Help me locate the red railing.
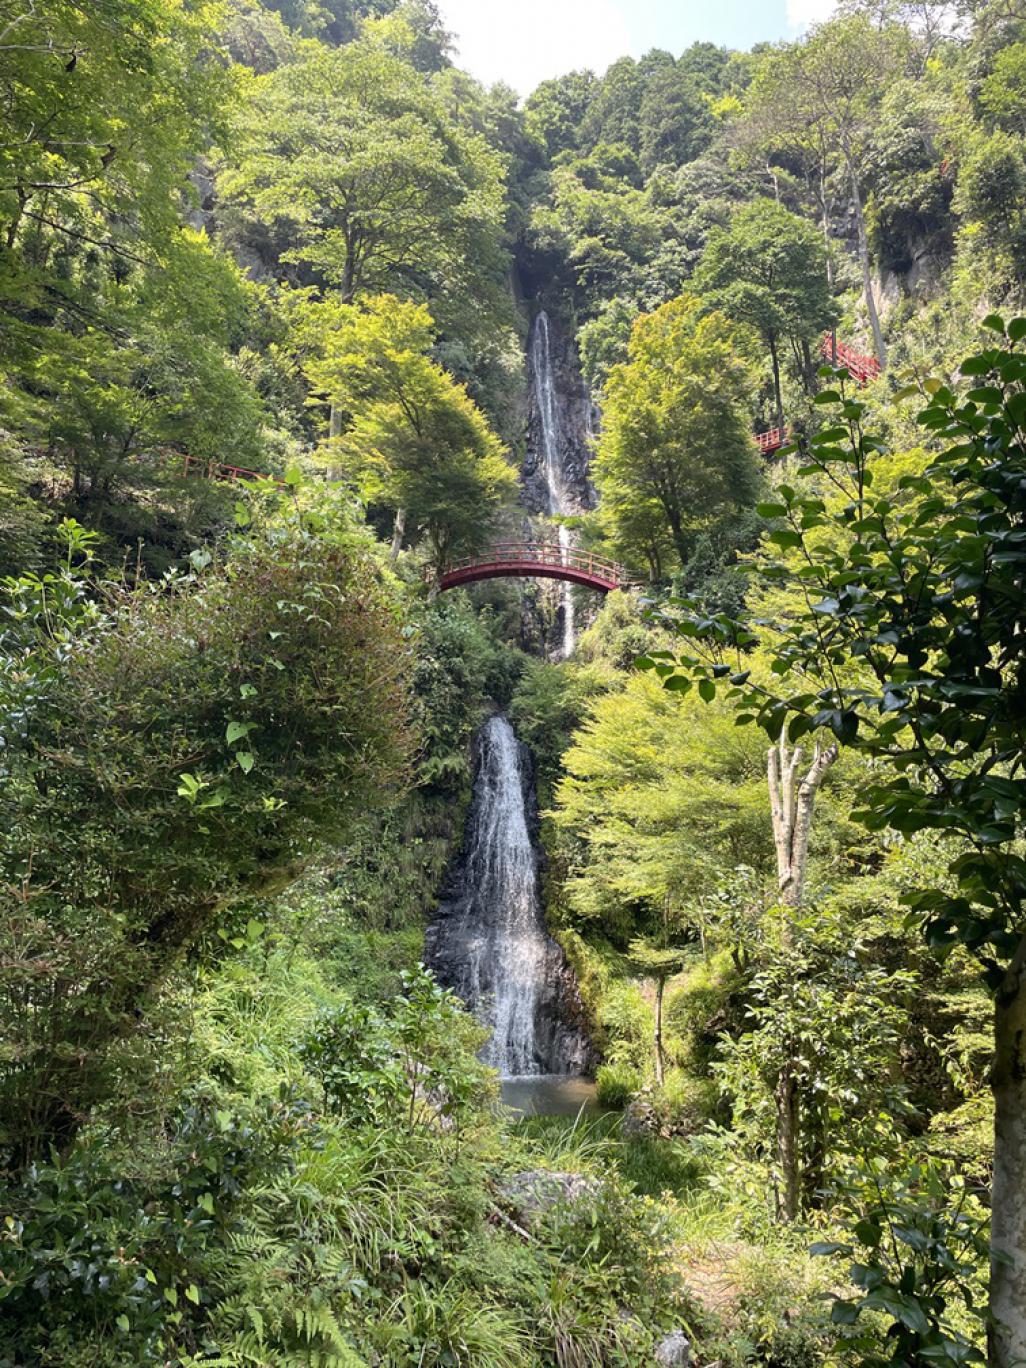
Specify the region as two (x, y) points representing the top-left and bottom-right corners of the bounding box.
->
(755, 426), (790, 455)
(752, 337), (882, 459)
(437, 541), (632, 592)
(179, 452), (287, 487)
(819, 335), (881, 387)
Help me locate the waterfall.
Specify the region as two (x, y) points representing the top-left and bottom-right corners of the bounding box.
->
(425, 715), (591, 1077)
(530, 311), (563, 518)
(557, 524), (575, 658)
(530, 311), (576, 658)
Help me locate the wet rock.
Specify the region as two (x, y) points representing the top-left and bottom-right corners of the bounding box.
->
(655, 1330), (691, 1366)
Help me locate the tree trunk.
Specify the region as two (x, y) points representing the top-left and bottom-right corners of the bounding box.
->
(328, 399), (343, 444)
(5, 186), (27, 251)
(769, 333), (785, 433)
(767, 736), (838, 908)
(389, 506), (407, 562)
(775, 1059), (800, 1222)
(991, 950), (1026, 1366)
(767, 736), (837, 1223)
(663, 500), (689, 569)
(654, 976), (665, 1086)
(801, 339), (815, 397)
(847, 163), (887, 370)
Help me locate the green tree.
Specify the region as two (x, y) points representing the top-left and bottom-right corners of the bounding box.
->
(523, 70), (598, 159)
(578, 56), (646, 153)
(0, 0), (231, 256)
(954, 129), (1026, 291)
(578, 295), (640, 393)
(303, 294), (516, 568)
(594, 296), (761, 577)
(222, 38), (504, 306)
(553, 673), (772, 943)
(741, 15), (909, 367)
(979, 41), (1026, 135)
(528, 158), (667, 304)
(644, 320), (1026, 1364)
(717, 910), (911, 1221)
(627, 939), (690, 1084)
(638, 62), (715, 175)
(695, 199), (835, 429)
(0, 0), (270, 571)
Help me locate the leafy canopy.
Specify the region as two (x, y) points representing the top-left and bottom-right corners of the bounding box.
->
(302, 293), (517, 566)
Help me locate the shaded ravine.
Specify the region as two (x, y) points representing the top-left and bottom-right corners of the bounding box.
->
(425, 714), (592, 1077)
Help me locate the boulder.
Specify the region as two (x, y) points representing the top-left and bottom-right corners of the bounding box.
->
(655, 1330), (691, 1366)
(498, 1169), (601, 1222)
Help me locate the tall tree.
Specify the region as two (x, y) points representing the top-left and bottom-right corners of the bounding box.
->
(695, 199), (835, 428)
(594, 297), (760, 575)
(766, 734), (838, 1221)
(741, 15), (909, 368)
(303, 294), (516, 569)
(644, 321), (1026, 1364)
(0, 0), (266, 569)
(523, 70), (598, 160)
(638, 62), (715, 175)
(221, 38), (504, 307)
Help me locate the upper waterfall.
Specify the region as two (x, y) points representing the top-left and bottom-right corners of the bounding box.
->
(523, 310), (596, 518)
(526, 310), (596, 658)
(530, 310), (565, 518)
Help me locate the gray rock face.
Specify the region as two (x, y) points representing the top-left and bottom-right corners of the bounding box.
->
(655, 1331), (691, 1367)
(498, 1169), (601, 1221)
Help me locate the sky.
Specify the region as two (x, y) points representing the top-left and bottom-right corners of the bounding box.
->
(436, 0), (839, 95)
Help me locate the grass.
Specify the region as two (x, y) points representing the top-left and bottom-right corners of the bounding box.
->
(515, 1112), (703, 1198)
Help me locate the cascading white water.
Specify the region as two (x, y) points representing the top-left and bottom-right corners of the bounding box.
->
(425, 714), (591, 1077)
(530, 311), (576, 658)
(557, 524), (575, 658)
(530, 311), (563, 516)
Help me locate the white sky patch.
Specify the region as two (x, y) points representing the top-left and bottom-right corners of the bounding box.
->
(786, 0), (837, 28)
(438, 0), (634, 94)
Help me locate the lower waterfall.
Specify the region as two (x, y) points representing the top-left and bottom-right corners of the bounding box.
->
(425, 714), (591, 1077)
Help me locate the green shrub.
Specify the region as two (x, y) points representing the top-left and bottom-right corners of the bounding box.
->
(598, 981), (653, 1070)
(596, 1062), (641, 1109)
(0, 493), (415, 1165)
(640, 1072), (718, 1133)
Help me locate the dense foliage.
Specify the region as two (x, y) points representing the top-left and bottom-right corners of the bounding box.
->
(6, 0), (1026, 1363)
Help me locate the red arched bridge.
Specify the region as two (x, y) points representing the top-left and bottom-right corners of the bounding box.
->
(435, 542), (633, 593)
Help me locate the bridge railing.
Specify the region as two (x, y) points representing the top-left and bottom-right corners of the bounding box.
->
(754, 426), (790, 455)
(819, 336), (881, 387)
(180, 452), (286, 486)
(440, 542), (632, 586)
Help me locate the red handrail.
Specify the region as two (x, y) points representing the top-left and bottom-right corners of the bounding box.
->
(436, 542), (632, 589)
(444, 541), (626, 574)
(180, 453), (287, 487)
(755, 426), (789, 455)
(819, 335), (881, 386)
